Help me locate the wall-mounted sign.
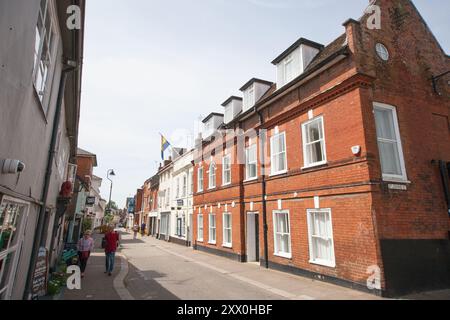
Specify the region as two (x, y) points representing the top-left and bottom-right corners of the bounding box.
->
(85, 197), (96, 207)
(177, 199), (184, 207)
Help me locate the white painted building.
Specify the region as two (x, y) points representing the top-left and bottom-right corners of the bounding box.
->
(89, 175), (105, 228)
(170, 149), (194, 246)
(157, 160), (174, 241)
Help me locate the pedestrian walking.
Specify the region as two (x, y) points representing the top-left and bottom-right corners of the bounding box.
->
(133, 224), (139, 239)
(141, 222), (146, 236)
(77, 230), (95, 278)
(104, 225), (120, 276)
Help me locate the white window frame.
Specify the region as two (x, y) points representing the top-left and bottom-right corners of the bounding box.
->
(307, 208), (336, 268)
(301, 116), (327, 169)
(245, 144), (257, 181)
(33, 0), (58, 113)
(176, 178), (180, 199)
(182, 175), (187, 198)
(197, 214), (204, 242)
(224, 104), (233, 124)
(208, 214), (216, 244)
(189, 171), (194, 195)
(273, 210), (292, 259)
(373, 102), (408, 182)
(222, 155), (232, 186)
(197, 167), (204, 192)
(222, 213), (232, 248)
(270, 132), (288, 176)
(283, 54), (295, 84)
(165, 188), (170, 207)
(208, 162), (216, 189)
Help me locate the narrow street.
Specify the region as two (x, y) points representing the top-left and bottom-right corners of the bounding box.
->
(64, 230), (381, 300)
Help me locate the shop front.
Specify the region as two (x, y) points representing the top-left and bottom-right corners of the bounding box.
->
(0, 195), (30, 300)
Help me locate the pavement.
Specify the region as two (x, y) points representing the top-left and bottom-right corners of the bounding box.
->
(63, 232), (122, 300)
(61, 229), (450, 300)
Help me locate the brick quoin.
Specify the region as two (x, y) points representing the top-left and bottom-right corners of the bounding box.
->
(193, 0), (450, 297)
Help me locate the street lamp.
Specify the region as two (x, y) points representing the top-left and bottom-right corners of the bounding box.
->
(107, 169), (116, 214)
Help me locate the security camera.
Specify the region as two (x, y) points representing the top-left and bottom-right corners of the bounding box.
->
(2, 159), (26, 174)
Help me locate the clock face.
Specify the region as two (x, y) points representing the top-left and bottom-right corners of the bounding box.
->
(376, 43), (389, 61)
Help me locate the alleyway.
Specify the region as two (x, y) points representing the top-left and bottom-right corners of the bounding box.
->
(64, 230), (383, 300)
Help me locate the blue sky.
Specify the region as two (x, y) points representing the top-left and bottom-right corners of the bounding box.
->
(78, 0), (450, 207)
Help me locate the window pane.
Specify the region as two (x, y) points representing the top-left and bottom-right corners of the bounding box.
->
(374, 109), (396, 140)
(379, 141), (402, 175)
(306, 121), (321, 143)
(277, 153), (286, 172)
(281, 234), (290, 253)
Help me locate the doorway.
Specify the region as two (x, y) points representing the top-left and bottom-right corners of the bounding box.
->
(246, 212), (259, 262)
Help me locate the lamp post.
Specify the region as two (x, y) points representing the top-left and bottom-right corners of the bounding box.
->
(107, 169), (116, 219)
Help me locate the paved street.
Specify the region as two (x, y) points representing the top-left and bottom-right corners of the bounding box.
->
(64, 230), (384, 300)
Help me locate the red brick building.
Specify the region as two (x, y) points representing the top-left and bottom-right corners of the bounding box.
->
(134, 188), (144, 226)
(193, 0), (450, 297)
(141, 175), (160, 236)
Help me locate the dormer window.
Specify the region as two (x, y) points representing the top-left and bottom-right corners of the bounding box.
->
(272, 38), (323, 89)
(202, 113), (224, 138)
(222, 96), (243, 124)
(284, 54), (295, 84)
(244, 85), (255, 110)
(240, 78), (273, 113)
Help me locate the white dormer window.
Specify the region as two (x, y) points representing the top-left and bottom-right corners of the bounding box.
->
(204, 121), (212, 132)
(274, 40), (321, 89)
(243, 85), (255, 112)
(284, 54), (295, 84)
(224, 104), (233, 124)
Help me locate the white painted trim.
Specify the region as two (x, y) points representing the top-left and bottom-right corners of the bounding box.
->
(245, 144), (258, 181)
(222, 212), (232, 248)
(222, 154), (232, 186)
(306, 208), (336, 268)
(270, 132), (288, 176)
(373, 102), (408, 182)
(197, 167), (204, 192)
(301, 116), (327, 169)
(272, 210), (292, 259)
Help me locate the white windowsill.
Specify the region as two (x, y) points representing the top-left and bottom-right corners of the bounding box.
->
(222, 182), (231, 187)
(274, 252), (292, 259)
(382, 176), (411, 184)
(301, 161), (328, 170)
(243, 177), (257, 183)
(269, 170), (288, 177)
(309, 259), (336, 268)
(222, 243), (232, 249)
(208, 241), (217, 245)
(197, 239), (204, 243)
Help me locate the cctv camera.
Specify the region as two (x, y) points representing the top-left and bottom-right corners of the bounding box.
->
(2, 159), (26, 174)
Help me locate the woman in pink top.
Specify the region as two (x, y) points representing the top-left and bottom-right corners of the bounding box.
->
(77, 230), (95, 277)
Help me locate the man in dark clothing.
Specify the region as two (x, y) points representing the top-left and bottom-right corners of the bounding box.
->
(104, 227), (120, 276)
(141, 222), (146, 236)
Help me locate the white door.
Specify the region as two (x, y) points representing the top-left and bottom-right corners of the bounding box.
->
(246, 213), (259, 262)
(0, 196), (30, 300)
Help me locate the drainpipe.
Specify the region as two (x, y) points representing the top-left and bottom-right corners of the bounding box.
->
(257, 109), (269, 269)
(23, 62), (78, 300)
